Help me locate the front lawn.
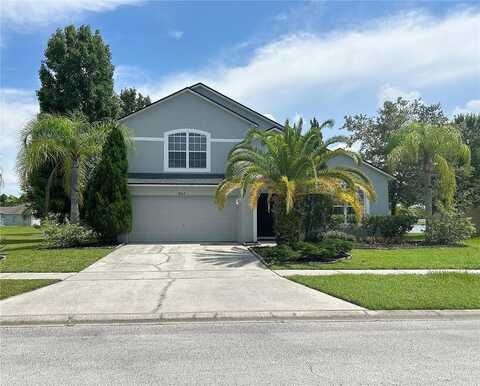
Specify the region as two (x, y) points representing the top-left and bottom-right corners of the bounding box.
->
(0, 279), (60, 300)
(290, 273), (480, 310)
(0, 226), (113, 272)
(269, 237), (480, 270)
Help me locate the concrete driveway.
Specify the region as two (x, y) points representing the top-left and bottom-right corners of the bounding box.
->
(0, 244), (362, 320)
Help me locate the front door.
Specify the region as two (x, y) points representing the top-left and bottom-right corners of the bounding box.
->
(257, 193), (274, 238)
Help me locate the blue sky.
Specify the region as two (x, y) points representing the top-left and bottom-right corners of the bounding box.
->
(1, 1), (479, 195)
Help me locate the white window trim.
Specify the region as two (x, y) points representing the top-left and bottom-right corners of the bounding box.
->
(134, 137), (164, 142)
(134, 136), (241, 143)
(164, 129), (211, 172)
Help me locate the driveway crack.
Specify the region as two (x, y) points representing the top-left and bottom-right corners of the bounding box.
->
(152, 279), (175, 313)
(153, 253), (172, 271)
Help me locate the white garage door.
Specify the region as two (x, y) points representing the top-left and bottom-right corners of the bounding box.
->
(129, 194), (238, 242)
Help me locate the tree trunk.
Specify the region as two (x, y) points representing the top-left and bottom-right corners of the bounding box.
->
(44, 163), (58, 218)
(70, 156), (80, 224)
(424, 160), (433, 233)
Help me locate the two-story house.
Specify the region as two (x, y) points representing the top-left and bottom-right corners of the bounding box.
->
(120, 83), (393, 243)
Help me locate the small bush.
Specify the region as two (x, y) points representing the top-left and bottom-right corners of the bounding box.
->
(253, 244), (300, 263)
(426, 207), (476, 245)
(256, 239), (353, 264)
(325, 230), (356, 242)
(294, 239), (353, 260)
(42, 220), (97, 248)
(361, 214), (417, 241)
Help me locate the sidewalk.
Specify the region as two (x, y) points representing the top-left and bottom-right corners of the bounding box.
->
(0, 273), (74, 280)
(274, 269), (480, 277)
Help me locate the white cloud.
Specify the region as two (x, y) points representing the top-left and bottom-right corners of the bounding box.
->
(114, 64), (151, 92)
(263, 113), (276, 122)
(0, 89), (38, 150)
(453, 99), (480, 116)
(0, 0), (142, 29)
(137, 11), (480, 115)
(377, 84), (421, 106)
(292, 113), (303, 125)
(168, 30), (184, 40)
(0, 89), (38, 195)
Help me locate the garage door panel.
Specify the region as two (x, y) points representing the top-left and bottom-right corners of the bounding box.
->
(129, 195), (238, 242)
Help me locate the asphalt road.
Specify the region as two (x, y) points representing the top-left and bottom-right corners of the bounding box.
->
(1, 319), (479, 385)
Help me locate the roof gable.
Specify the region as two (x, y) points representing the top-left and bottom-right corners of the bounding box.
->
(119, 87), (258, 127)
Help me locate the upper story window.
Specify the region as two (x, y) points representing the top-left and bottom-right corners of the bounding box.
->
(164, 129), (210, 172)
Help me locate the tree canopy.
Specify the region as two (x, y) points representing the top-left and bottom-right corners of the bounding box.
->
(17, 114), (113, 223)
(388, 122), (470, 229)
(37, 25), (118, 123)
(343, 97), (448, 212)
(454, 113), (480, 209)
(119, 88), (151, 117)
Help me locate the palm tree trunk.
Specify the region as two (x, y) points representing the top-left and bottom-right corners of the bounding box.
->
(424, 160), (433, 233)
(44, 163), (58, 217)
(70, 156), (80, 224)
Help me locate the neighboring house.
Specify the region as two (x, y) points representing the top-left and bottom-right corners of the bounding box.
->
(0, 204), (38, 226)
(120, 83), (393, 243)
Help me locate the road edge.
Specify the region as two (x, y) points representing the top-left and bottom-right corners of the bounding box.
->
(1, 309), (480, 327)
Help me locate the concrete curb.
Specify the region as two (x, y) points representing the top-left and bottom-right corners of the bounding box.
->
(247, 247), (270, 270)
(1, 309), (480, 327)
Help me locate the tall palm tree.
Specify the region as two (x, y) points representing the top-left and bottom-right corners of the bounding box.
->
(215, 119), (376, 242)
(17, 114), (116, 224)
(388, 122), (471, 230)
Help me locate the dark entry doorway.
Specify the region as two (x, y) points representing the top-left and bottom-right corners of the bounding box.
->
(257, 193), (274, 238)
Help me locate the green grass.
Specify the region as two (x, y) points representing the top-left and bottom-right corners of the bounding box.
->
(270, 237), (480, 270)
(290, 273), (480, 310)
(0, 279), (60, 300)
(0, 226), (113, 272)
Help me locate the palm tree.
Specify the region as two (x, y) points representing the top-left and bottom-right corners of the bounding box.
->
(17, 113), (118, 224)
(215, 119), (376, 243)
(388, 122), (471, 230)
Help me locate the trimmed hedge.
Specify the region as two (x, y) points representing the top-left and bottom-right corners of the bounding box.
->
(361, 214), (417, 240)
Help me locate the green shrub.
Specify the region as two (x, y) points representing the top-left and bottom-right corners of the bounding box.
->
(42, 220), (96, 248)
(256, 239), (353, 264)
(319, 239), (353, 257)
(294, 241), (321, 258)
(426, 207), (476, 244)
(291, 239), (352, 260)
(362, 214), (417, 241)
(253, 244), (300, 263)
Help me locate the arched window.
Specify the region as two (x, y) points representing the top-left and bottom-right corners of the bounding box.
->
(164, 129), (210, 172)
